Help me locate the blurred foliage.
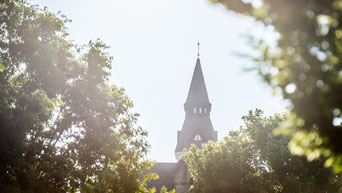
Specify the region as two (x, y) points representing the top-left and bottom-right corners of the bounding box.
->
(183, 109), (342, 193)
(0, 0), (171, 192)
(243, 109), (342, 193)
(211, 0), (342, 172)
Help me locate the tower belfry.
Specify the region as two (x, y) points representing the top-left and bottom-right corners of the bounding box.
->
(175, 54), (218, 161)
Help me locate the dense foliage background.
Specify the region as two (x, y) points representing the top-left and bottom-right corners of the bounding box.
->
(184, 110), (342, 193)
(209, 0), (342, 172)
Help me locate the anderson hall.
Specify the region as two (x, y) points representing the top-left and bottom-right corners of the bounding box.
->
(147, 52), (218, 193)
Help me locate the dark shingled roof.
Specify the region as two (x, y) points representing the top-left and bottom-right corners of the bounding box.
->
(146, 160), (187, 192)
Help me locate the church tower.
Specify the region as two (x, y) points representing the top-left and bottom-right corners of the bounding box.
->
(175, 56), (218, 161)
(146, 46), (219, 193)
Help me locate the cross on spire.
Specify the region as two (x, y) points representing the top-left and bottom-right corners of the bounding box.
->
(197, 40), (200, 57)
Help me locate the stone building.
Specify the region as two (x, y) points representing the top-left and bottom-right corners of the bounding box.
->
(147, 56), (218, 193)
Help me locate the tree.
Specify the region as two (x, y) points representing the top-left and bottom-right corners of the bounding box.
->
(210, 0), (342, 171)
(243, 109), (341, 193)
(0, 1), (155, 192)
(183, 130), (274, 193)
(183, 109), (341, 193)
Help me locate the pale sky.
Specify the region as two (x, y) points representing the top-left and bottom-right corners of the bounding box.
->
(31, 0), (288, 162)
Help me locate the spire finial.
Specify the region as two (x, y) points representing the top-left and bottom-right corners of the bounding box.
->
(197, 40), (200, 57)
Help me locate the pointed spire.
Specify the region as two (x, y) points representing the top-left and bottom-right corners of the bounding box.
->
(185, 58), (210, 104)
(176, 50), (217, 159)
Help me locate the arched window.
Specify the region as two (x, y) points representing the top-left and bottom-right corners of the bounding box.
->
(194, 108), (197, 114)
(194, 135), (201, 141)
(199, 107), (202, 113)
(204, 108), (207, 113)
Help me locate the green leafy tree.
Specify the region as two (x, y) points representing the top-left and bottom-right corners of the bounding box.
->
(0, 1), (161, 192)
(183, 130), (274, 193)
(183, 109), (341, 193)
(210, 0), (342, 171)
(243, 109), (341, 193)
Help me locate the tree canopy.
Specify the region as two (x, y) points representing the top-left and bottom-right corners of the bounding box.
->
(243, 110), (341, 193)
(183, 110), (341, 193)
(0, 1), (158, 192)
(210, 0), (342, 171)
(184, 131), (274, 193)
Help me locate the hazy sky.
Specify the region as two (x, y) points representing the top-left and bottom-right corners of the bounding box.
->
(31, 0), (287, 162)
